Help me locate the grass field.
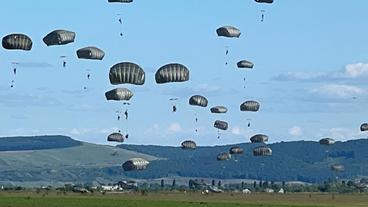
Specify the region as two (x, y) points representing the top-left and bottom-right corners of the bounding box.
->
(0, 192), (368, 207)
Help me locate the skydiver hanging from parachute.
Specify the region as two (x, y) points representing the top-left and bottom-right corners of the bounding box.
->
(124, 109), (128, 120)
(261, 10), (265, 22)
(60, 56), (67, 68)
(169, 98), (179, 113)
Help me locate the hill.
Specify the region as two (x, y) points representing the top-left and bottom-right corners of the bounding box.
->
(1, 135), (368, 185)
(0, 136), (158, 187)
(117, 139), (368, 183)
(0, 135), (81, 151)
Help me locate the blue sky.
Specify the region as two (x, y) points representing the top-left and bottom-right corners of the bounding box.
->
(0, 0), (368, 146)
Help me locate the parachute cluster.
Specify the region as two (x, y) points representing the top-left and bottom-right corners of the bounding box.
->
(2, 0), (366, 176)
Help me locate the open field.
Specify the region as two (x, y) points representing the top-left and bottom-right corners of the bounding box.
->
(0, 192), (368, 207)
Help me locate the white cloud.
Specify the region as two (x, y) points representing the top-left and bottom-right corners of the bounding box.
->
(288, 126), (303, 136)
(345, 63), (368, 78)
(231, 126), (242, 135)
(274, 62), (368, 82)
(310, 84), (365, 97)
(320, 127), (362, 140)
(167, 123), (182, 133)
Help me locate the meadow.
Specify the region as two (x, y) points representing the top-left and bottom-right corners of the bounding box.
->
(0, 192), (367, 207)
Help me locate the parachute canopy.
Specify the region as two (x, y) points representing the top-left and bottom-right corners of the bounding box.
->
(189, 95), (208, 107)
(2, 34), (32, 51)
(181, 140), (196, 150)
(319, 138), (335, 145)
(250, 134), (269, 143)
(253, 146), (272, 156)
(210, 106), (228, 114)
(360, 123), (368, 132)
(216, 26), (241, 38)
(240, 100), (260, 112)
(155, 63), (189, 84)
(331, 164), (345, 172)
(109, 62), (145, 85)
(77, 46), (105, 60)
(122, 158), (149, 171)
(214, 120), (228, 131)
(108, 0), (133, 3)
(107, 132), (124, 143)
(217, 152), (231, 161)
(255, 0), (274, 3)
(229, 146), (244, 155)
(237, 60), (254, 69)
(43, 30), (75, 46)
(105, 88), (133, 101)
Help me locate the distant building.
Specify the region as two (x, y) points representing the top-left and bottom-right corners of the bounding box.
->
(264, 188), (274, 193)
(242, 189), (251, 194)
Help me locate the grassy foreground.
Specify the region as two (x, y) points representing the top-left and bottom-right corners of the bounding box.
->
(0, 192), (368, 207)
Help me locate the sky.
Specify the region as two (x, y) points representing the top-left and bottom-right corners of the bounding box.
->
(0, 0), (368, 146)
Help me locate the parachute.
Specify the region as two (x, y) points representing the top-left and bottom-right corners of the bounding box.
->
(108, 0), (133, 2)
(2, 34), (32, 50)
(155, 63), (189, 84)
(122, 158), (149, 171)
(105, 88), (133, 101)
(217, 152), (231, 161)
(181, 140), (197, 150)
(250, 134), (269, 143)
(216, 26), (241, 38)
(214, 120), (228, 131)
(237, 60), (254, 69)
(189, 95), (208, 107)
(240, 100), (260, 112)
(331, 164), (345, 172)
(319, 138), (335, 145)
(109, 62), (145, 85)
(253, 146), (272, 156)
(210, 106), (228, 114)
(43, 30), (75, 46)
(255, 0), (274, 3)
(229, 146), (244, 154)
(107, 132), (124, 143)
(76, 47), (105, 60)
(360, 123), (368, 132)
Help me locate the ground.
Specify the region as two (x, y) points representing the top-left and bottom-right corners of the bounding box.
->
(0, 192), (367, 207)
